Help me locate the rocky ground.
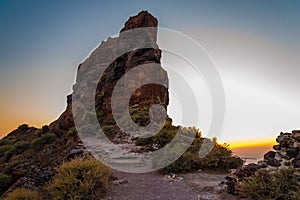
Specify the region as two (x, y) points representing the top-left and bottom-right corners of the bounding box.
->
(104, 171), (241, 200)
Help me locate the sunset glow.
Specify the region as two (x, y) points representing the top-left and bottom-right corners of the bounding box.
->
(228, 138), (276, 149)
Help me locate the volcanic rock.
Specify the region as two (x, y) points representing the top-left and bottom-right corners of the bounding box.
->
(261, 130), (300, 169)
(120, 10), (158, 32)
(0, 11), (170, 196)
(52, 10), (168, 141)
(233, 163), (260, 179)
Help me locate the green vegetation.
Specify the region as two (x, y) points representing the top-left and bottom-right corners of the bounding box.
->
(0, 138), (14, 146)
(4, 141), (30, 161)
(152, 120), (180, 146)
(5, 188), (39, 200)
(130, 106), (150, 126)
(2, 159), (23, 174)
(101, 116), (115, 126)
(239, 169), (300, 200)
(158, 138), (243, 173)
(46, 157), (112, 200)
(32, 132), (57, 149)
(0, 173), (10, 194)
(135, 119), (178, 146)
(67, 127), (77, 137)
(144, 123), (243, 173)
(95, 92), (104, 106)
(0, 145), (11, 157)
(18, 124), (29, 130)
(34, 129), (44, 137)
(196, 143), (243, 171)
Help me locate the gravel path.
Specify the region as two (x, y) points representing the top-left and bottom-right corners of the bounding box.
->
(104, 171), (240, 200)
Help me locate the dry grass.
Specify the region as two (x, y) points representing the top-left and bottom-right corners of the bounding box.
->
(46, 157), (112, 200)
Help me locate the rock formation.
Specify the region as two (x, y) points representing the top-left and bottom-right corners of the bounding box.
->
(0, 10), (170, 195)
(231, 130), (300, 181)
(224, 130), (300, 195)
(262, 130), (300, 169)
(52, 10), (169, 141)
(121, 10), (158, 33)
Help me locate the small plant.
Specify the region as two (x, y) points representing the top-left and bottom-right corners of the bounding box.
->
(0, 138), (14, 146)
(95, 93), (104, 105)
(67, 127), (77, 137)
(46, 157), (112, 200)
(0, 173), (10, 194)
(34, 129), (43, 137)
(32, 132), (57, 149)
(101, 116), (115, 126)
(4, 141), (30, 161)
(0, 145), (11, 157)
(135, 119), (178, 147)
(239, 169), (300, 200)
(5, 188), (39, 200)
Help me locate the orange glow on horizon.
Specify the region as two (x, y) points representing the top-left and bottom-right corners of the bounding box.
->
(225, 137), (276, 149)
(226, 138), (276, 161)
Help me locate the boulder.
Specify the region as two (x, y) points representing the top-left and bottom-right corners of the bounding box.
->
(273, 145), (281, 150)
(295, 160), (300, 168)
(292, 130), (300, 141)
(234, 163), (260, 179)
(266, 158), (281, 167)
(286, 147), (299, 160)
(280, 139), (293, 148)
(264, 151), (276, 160)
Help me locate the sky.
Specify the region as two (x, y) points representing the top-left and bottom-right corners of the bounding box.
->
(0, 0), (300, 157)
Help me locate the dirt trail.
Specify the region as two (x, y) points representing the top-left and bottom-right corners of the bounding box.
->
(104, 171), (240, 200)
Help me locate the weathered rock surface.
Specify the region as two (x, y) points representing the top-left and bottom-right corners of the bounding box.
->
(120, 10), (158, 32)
(53, 10), (168, 141)
(262, 131), (300, 169)
(234, 163), (260, 179)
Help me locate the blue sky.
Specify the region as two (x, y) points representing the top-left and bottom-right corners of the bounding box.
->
(0, 0), (300, 145)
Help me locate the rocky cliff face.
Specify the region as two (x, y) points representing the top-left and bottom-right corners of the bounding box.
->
(0, 11), (170, 195)
(52, 10), (169, 141)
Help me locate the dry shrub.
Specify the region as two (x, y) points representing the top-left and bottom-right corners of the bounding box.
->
(46, 157), (112, 200)
(157, 133), (243, 173)
(0, 173), (10, 194)
(5, 188), (39, 200)
(239, 169), (300, 200)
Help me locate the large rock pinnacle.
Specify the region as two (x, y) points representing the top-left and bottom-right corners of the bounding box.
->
(52, 11), (169, 141)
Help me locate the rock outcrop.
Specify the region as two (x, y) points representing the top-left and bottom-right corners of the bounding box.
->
(262, 130), (300, 169)
(52, 10), (168, 141)
(233, 163), (260, 179)
(0, 10), (170, 196)
(121, 11), (158, 30)
(224, 130), (300, 195)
